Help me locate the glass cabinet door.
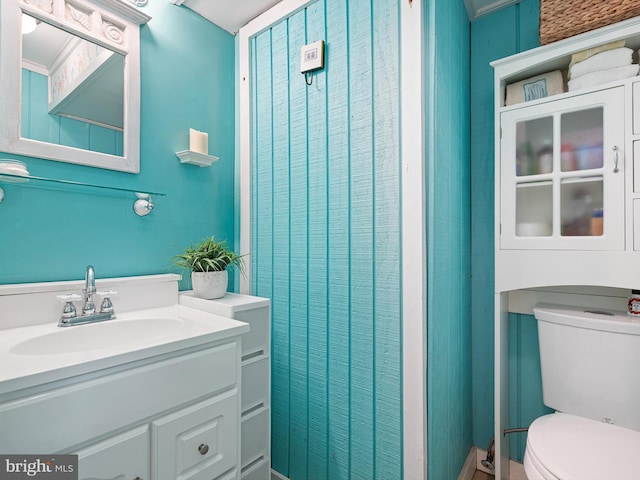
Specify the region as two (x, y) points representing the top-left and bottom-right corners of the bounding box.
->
(500, 87), (624, 250)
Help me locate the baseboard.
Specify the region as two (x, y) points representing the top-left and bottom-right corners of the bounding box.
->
(458, 446), (478, 480)
(271, 469), (290, 480)
(475, 447), (527, 480)
(273, 451), (525, 480)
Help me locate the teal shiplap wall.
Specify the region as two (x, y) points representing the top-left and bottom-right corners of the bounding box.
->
(250, 1), (402, 478)
(21, 69), (123, 156)
(425, 0), (473, 479)
(470, 0), (544, 457)
(508, 313), (553, 461)
(0, 1), (235, 286)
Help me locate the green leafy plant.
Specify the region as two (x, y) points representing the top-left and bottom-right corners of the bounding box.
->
(174, 237), (245, 273)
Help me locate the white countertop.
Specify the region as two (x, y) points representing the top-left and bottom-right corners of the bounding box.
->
(0, 305), (249, 395)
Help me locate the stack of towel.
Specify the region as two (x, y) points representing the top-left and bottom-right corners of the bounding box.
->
(568, 43), (638, 91)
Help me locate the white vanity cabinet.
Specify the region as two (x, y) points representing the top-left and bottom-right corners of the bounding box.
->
(179, 293), (271, 480)
(0, 337), (244, 480)
(0, 274), (251, 480)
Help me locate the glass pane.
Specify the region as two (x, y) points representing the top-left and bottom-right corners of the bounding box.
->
(516, 182), (553, 236)
(560, 177), (603, 236)
(560, 108), (603, 172)
(516, 117), (553, 176)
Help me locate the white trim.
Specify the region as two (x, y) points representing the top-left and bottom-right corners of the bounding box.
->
(238, 0), (314, 294)
(270, 469), (290, 480)
(401, 1), (427, 479)
(458, 446), (478, 480)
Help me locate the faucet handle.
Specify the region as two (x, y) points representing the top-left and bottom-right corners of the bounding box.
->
(56, 294), (81, 319)
(96, 290), (117, 316)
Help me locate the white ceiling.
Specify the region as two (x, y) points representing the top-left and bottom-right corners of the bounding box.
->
(171, 0), (282, 34)
(173, 0), (523, 33)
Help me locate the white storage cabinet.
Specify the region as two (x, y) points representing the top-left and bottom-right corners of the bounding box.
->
(492, 16), (640, 480)
(180, 292), (271, 480)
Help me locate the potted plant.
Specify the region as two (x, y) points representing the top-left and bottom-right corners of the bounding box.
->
(174, 236), (244, 299)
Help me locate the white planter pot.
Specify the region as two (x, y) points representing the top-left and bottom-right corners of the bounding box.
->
(191, 270), (228, 299)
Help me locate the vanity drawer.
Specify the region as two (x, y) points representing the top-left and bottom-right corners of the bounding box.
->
(77, 425), (149, 480)
(241, 457), (270, 480)
(241, 408), (270, 469)
(241, 356), (269, 413)
(0, 342), (238, 453)
(235, 306), (270, 359)
(152, 391), (238, 480)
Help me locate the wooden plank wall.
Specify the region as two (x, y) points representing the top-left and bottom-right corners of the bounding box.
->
(250, 1), (402, 478)
(469, 0), (542, 457)
(508, 313), (553, 461)
(424, 1), (472, 478)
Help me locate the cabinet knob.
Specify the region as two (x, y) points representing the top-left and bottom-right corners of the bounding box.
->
(198, 443), (209, 455)
(132, 477), (142, 480)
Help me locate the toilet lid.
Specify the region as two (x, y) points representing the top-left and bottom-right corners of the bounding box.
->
(527, 413), (640, 480)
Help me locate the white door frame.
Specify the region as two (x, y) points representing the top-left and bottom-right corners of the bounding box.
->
(237, 1), (426, 478)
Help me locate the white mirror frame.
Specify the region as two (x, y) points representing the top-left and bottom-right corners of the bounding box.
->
(0, 0), (150, 173)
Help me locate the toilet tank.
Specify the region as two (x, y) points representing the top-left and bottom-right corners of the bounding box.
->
(533, 303), (640, 431)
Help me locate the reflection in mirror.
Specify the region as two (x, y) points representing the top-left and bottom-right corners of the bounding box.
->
(0, 0), (149, 173)
(21, 14), (124, 157)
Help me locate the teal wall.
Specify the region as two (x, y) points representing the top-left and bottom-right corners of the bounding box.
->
(425, 0), (473, 479)
(0, 1), (235, 287)
(21, 69), (123, 156)
(470, 0), (544, 458)
(508, 313), (553, 461)
(250, 1), (403, 478)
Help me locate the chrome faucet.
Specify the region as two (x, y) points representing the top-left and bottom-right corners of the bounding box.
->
(82, 265), (97, 315)
(57, 265), (116, 327)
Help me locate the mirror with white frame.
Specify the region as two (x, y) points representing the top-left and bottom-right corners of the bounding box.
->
(0, 0), (150, 173)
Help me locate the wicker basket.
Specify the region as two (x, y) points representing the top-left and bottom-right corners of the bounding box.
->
(540, 0), (640, 45)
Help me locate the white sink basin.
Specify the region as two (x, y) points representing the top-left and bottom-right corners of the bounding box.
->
(10, 317), (185, 355)
(0, 305), (249, 395)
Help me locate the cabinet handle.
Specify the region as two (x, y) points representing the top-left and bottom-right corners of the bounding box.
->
(198, 443), (209, 455)
(613, 145), (620, 173)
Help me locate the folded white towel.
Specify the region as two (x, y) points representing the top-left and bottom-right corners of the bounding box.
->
(568, 64), (639, 91)
(569, 40), (626, 69)
(569, 47), (633, 79)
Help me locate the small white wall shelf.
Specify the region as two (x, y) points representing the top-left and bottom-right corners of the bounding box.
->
(176, 150), (219, 167)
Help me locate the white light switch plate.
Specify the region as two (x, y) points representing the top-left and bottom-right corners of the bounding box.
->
(300, 40), (325, 73)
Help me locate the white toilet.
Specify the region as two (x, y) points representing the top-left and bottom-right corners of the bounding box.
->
(524, 303), (640, 480)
